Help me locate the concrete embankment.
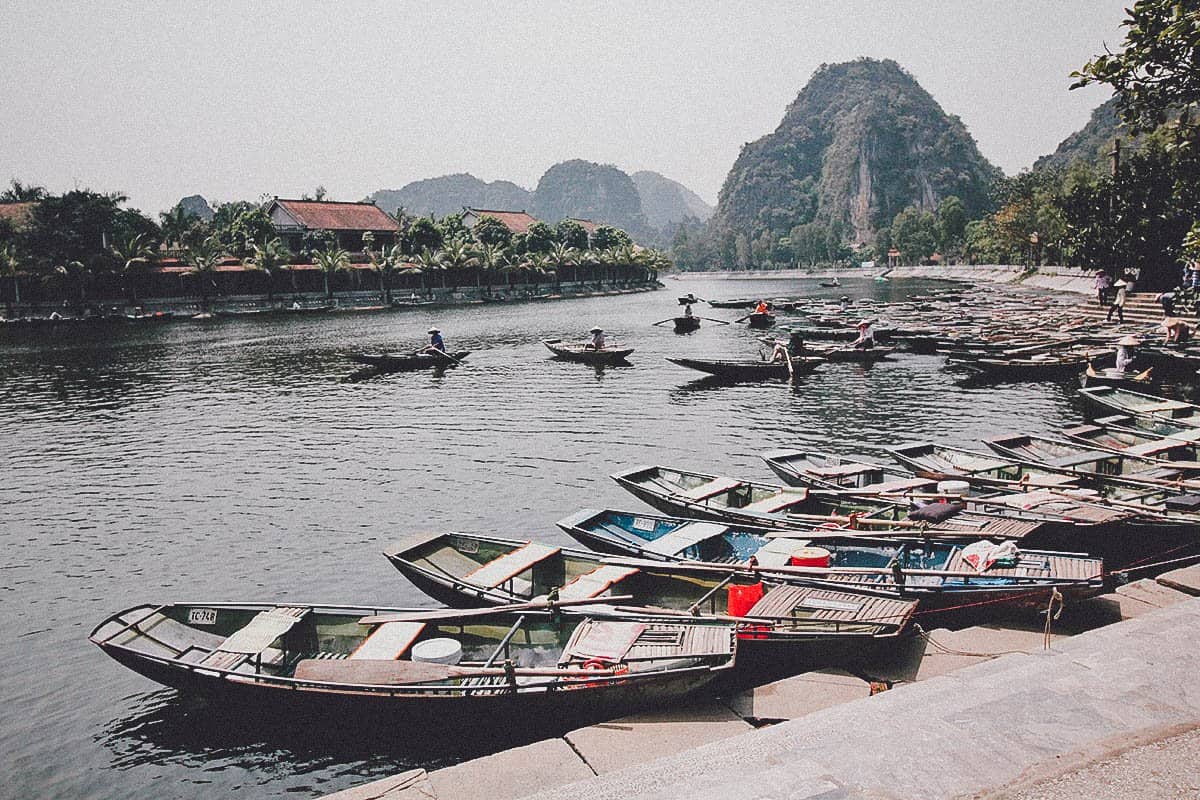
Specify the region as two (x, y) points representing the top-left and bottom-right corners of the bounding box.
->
(319, 565), (1200, 800)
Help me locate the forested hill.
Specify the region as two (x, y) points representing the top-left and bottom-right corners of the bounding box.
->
(709, 58), (1000, 247)
(1033, 97), (1122, 172)
(631, 170), (713, 230)
(369, 174), (533, 217)
(532, 160), (648, 236)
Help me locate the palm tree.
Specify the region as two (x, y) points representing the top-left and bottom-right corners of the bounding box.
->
(54, 259), (91, 307)
(158, 205), (194, 250)
(414, 249), (444, 295)
(475, 243), (506, 293)
(0, 180), (47, 202)
(111, 232), (156, 303)
(528, 253), (555, 295)
(313, 245), (350, 300)
(545, 242), (579, 288)
(182, 238), (222, 310)
(0, 243), (22, 315)
(437, 240), (480, 291)
(375, 244), (410, 304)
(246, 237), (290, 304)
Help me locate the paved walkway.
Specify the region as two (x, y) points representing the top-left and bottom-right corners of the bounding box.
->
(519, 594), (1200, 800)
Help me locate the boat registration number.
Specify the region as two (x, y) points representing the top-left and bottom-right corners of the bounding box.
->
(188, 608), (218, 625)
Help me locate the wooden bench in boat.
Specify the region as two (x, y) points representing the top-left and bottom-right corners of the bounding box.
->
(349, 621), (426, 661)
(561, 619), (647, 663)
(465, 542), (560, 587)
(200, 606), (308, 671)
(641, 521), (727, 557)
(874, 477), (936, 493)
(943, 549), (1101, 581)
(680, 476), (744, 501)
(550, 565), (641, 601)
(740, 493), (810, 514)
(747, 585), (912, 630)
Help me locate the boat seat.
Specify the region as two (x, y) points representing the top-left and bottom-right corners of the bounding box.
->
(681, 477), (744, 501)
(753, 537), (811, 568)
(349, 621), (426, 661)
(874, 477), (935, 493)
(201, 606), (308, 670)
(465, 542), (560, 588)
(641, 521), (727, 557)
(550, 565), (640, 601)
(560, 619), (647, 663)
(740, 493), (809, 514)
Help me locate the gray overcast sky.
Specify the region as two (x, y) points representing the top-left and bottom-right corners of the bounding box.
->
(1, 1), (1126, 215)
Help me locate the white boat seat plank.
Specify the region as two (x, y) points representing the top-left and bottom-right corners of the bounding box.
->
(741, 493), (807, 514)
(681, 477), (744, 501)
(349, 621), (426, 661)
(642, 521), (727, 556)
(754, 537), (812, 568)
(554, 565), (640, 601)
(465, 543), (560, 588)
(211, 607), (308, 655)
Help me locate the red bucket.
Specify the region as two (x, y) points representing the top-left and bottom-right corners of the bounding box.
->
(727, 582), (765, 617)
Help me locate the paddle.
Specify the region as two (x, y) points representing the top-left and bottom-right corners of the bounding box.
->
(422, 346), (464, 366)
(358, 594), (636, 625)
(698, 317), (731, 325)
(652, 318), (677, 327)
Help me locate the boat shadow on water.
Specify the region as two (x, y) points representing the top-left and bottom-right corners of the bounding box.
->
(342, 365), (458, 383)
(98, 688), (563, 771)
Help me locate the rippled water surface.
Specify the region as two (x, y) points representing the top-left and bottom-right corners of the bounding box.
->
(1, 276), (1089, 799)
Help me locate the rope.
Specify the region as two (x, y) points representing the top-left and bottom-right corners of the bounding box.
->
(1044, 587), (1063, 649)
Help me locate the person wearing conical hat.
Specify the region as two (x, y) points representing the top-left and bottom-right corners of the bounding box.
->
(852, 319), (875, 350)
(1106, 279), (1128, 324)
(427, 327), (445, 353)
(1160, 318), (1191, 346)
(587, 326), (606, 351)
(1115, 335), (1140, 372)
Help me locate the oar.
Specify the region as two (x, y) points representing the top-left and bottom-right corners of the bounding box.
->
(733, 314), (752, 323)
(294, 658), (622, 685)
(652, 318), (679, 327)
(359, 594), (635, 625)
(698, 317), (731, 325)
(423, 347), (465, 366)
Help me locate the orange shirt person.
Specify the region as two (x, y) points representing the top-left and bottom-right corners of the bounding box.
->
(754, 300), (769, 314)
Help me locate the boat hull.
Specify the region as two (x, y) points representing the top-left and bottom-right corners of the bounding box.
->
(350, 351), (469, 372)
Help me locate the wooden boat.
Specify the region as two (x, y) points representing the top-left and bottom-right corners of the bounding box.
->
(610, 464), (1052, 542)
(1061, 420), (1200, 463)
(804, 344), (897, 363)
(280, 303), (336, 314)
(349, 350), (469, 371)
(984, 433), (1200, 487)
(746, 312), (775, 329)
(763, 449), (935, 492)
(556, 509), (1104, 609)
(950, 351), (1095, 379)
(543, 340), (633, 365)
(707, 299), (755, 309)
(90, 602), (735, 732)
(1079, 386), (1200, 427)
(818, 279), (841, 288)
(383, 531), (916, 644)
(673, 316), (701, 333)
(1081, 363), (1152, 390)
(666, 356), (824, 382)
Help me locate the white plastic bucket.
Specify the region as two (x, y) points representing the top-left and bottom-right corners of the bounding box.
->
(411, 638), (463, 665)
(936, 480), (970, 498)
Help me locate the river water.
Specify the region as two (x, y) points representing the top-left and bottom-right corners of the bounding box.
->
(0, 275), (1089, 799)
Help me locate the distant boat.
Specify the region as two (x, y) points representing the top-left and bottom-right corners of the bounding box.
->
(673, 316), (701, 333)
(746, 312), (775, 329)
(349, 350), (469, 372)
(543, 339), (633, 365)
(666, 356), (824, 382)
(818, 278), (841, 288)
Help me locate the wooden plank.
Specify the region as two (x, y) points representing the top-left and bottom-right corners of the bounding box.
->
(349, 622), (426, 661)
(465, 542), (561, 588)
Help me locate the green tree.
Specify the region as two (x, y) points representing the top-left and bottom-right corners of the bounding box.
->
(891, 206), (939, 264)
(475, 242), (506, 291)
(1, 180), (47, 202)
(591, 225), (632, 251)
(54, 260), (91, 306)
(524, 221), (557, 254)
(936, 196), (968, 256)
(1072, 0), (1200, 133)
(437, 240), (479, 290)
(182, 237), (223, 309)
(313, 245), (350, 300)
(211, 203), (273, 258)
(556, 219), (589, 250)
(110, 232), (156, 303)
(246, 237), (291, 303)
(407, 216), (443, 254)
(0, 242), (23, 312)
(473, 215), (513, 248)
(545, 242), (579, 285)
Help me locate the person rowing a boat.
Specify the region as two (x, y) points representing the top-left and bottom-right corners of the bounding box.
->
(852, 319), (875, 350)
(427, 327), (446, 353)
(754, 300), (769, 315)
(585, 326), (606, 350)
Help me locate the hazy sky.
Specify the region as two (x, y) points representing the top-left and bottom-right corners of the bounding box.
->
(1, 1), (1127, 215)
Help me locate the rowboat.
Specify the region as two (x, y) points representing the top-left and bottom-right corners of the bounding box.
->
(1080, 363), (1152, 390)
(383, 531), (916, 646)
(543, 340), (633, 365)
(984, 433), (1200, 486)
(763, 449), (933, 492)
(1061, 420), (1200, 461)
(803, 345), (897, 363)
(673, 316), (701, 333)
(1079, 386), (1200, 427)
(90, 602), (735, 732)
(746, 312), (775, 329)
(666, 356), (824, 382)
(349, 350), (469, 371)
(949, 351), (1095, 379)
(556, 509), (1104, 610)
(707, 299), (755, 309)
(610, 464), (1053, 542)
